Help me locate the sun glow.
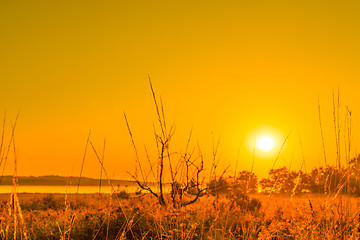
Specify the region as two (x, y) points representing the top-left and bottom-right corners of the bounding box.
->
(256, 136), (275, 151)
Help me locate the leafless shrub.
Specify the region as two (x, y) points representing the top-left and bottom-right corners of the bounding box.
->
(124, 77), (206, 207)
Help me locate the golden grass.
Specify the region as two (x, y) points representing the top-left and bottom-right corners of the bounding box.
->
(0, 192), (359, 239)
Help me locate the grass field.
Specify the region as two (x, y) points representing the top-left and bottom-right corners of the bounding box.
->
(1, 191), (359, 239)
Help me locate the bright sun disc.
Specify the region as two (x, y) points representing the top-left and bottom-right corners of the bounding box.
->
(257, 136), (274, 151)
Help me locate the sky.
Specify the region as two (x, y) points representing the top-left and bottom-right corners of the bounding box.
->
(1, 1), (360, 180)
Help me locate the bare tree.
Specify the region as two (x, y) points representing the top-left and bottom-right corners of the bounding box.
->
(125, 77), (206, 207)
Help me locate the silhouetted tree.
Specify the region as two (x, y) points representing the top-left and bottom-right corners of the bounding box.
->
(233, 170), (258, 194)
(208, 176), (230, 195)
(260, 167), (288, 194)
(259, 167), (311, 194)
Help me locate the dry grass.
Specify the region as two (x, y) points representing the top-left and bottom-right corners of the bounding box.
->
(0, 191), (358, 239)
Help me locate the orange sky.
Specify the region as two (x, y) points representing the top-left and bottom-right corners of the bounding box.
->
(1, 1), (360, 180)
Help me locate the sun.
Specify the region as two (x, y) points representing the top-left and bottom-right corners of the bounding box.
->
(256, 136), (275, 151)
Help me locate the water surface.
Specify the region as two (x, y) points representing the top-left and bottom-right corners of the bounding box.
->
(0, 185), (139, 194)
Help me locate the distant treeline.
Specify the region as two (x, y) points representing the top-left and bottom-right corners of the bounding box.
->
(3, 155), (360, 195)
(208, 154), (360, 196)
(0, 175), (138, 187)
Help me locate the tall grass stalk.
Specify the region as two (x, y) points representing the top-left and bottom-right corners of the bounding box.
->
(7, 113), (28, 240)
(89, 140), (134, 239)
(268, 133), (290, 177)
(233, 139), (243, 179)
(333, 89), (341, 168)
(99, 138), (106, 198)
(77, 130), (91, 194)
(318, 96), (327, 167)
(0, 111), (20, 185)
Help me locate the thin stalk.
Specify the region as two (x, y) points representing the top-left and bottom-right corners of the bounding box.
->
(234, 139), (243, 179)
(123, 112), (145, 182)
(0, 111), (20, 185)
(318, 96), (327, 167)
(333, 89), (341, 168)
(0, 112), (6, 166)
(77, 130), (91, 194)
(99, 138), (106, 197)
(268, 133), (290, 178)
(89, 141), (134, 238)
(246, 137), (255, 194)
(298, 131), (307, 173)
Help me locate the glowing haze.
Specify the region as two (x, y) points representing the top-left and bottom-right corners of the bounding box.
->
(1, 1), (360, 179)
